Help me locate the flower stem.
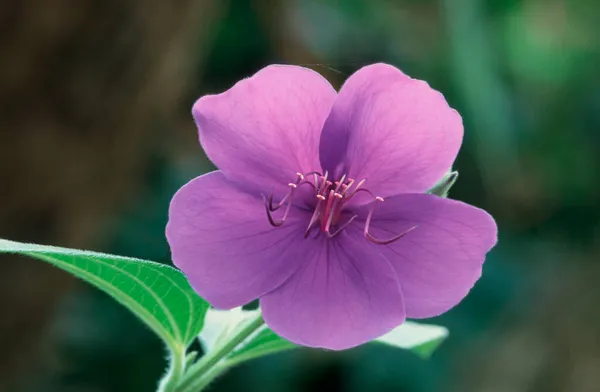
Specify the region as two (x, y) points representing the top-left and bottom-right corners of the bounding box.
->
(177, 364), (227, 392)
(157, 345), (185, 392)
(175, 313), (265, 392)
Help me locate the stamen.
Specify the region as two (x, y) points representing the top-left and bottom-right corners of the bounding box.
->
(321, 190), (336, 232)
(264, 183), (298, 227)
(318, 171), (329, 194)
(344, 179), (365, 198)
(322, 181), (332, 196)
(342, 178), (355, 193)
(303, 171), (323, 177)
(268, 179), (313, 211)
(267, 192), (286, 211)
(364, 196), (418, 244)
(325, 214), (358, 238)
(305, 195), (324, 238)
(347, 187), (376, 201)
(334, 174), (347, 192)
(268, 172), (418, 243)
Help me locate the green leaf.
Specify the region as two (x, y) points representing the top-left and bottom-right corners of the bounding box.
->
(375, 321), (449, 359)
(227, 326), (296, 366)
(198, 308), (448, 366)
(428, 171), (458, 197)
(0, 238), (209, 350)
(199, 308), (296, 367)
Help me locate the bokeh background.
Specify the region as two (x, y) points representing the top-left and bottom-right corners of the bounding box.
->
(1, 0), (599, 391)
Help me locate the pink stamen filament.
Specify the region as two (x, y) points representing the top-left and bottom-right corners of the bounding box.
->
(326, 214), (358, 238)
(304, 195), (324, 238)
(363, 197), (418, 244)
(320, 190), (336, 232)
(268, 173), (315, 211)
(264, 171), (417, 244)
(264, 183), (298, 227)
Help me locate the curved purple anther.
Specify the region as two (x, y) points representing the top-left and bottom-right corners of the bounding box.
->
(268, 180), (316, 211)
(340, 178), (355, 195)
(312, 173), (320, 189)
(266, 172), (411, 242)
(303, 170), (324, 177)
(321, 190), (336, 232)
(346, 187), (376, 202)
(264, 183), (297, 227)
(267, 192), (284, 211)
(365, 225), (418, 245)
(325, 214), (358, 238)
(343, 179), (365, 199)
(264, 202), (285, 227)
(301, 180), (317, 191)
(363, 196), (417, 245)
(334, 174), (347, 192)
(318, 171), (329, 193)
(305, 194), (324, 238)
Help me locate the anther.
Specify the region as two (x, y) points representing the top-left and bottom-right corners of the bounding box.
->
(321, 189), (335, 233)
(334, 174), (347, 192)
(363, 196), (418, 245)
(305, 192), (325, 238)
(268, 172), (412, 242)
(325, 215), (358, 238)
(340, 178), (360, 198)
(264, 191), (295, 226)
(365, 226), (418, 245)
(321, 190), (336, 232)
(343, 178), (355, 192)
(264, 180), (302, 227)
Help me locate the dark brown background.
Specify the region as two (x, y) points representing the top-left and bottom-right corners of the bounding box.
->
(1, 0), (599, 391)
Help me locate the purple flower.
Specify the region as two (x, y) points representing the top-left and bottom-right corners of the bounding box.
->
(166, 64), (497, 350)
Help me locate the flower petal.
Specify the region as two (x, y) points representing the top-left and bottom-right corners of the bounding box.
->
(260, 227), (405, 350)
(319, 63), (463, 197)
(166, 171), (311, 309)
(193, 65), (337, 197)
(363, 193), (497, 318)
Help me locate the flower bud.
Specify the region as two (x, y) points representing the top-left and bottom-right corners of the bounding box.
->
(428, 171), (458, 197)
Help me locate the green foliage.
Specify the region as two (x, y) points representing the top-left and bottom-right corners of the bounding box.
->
(227, 327), (297, 366)
(199, 308), (449, 366)
(428, 171), (458, 197)
(375, 321), (449, 359)
(0, 239), (209, 351)
(199, 309), (296, 367)
(1, 238), (448, 391)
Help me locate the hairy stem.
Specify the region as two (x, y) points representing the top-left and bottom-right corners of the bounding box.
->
(175, 313), (265, 392)
(157, 345), (186, 392)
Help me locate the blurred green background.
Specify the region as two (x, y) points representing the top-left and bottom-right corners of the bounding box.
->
(1, 0), (599, 391)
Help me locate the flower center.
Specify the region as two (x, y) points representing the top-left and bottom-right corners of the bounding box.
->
(263, 171), (416, 244)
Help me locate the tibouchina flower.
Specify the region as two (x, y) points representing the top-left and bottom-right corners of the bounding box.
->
(166, 64), (497, 350)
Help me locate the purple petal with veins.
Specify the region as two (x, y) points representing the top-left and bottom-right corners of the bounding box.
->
(166, 63), (498, 350)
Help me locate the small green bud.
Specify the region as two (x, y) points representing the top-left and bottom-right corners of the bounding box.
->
(428, 171), (458, 197)
(185, 351), (198, 367)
